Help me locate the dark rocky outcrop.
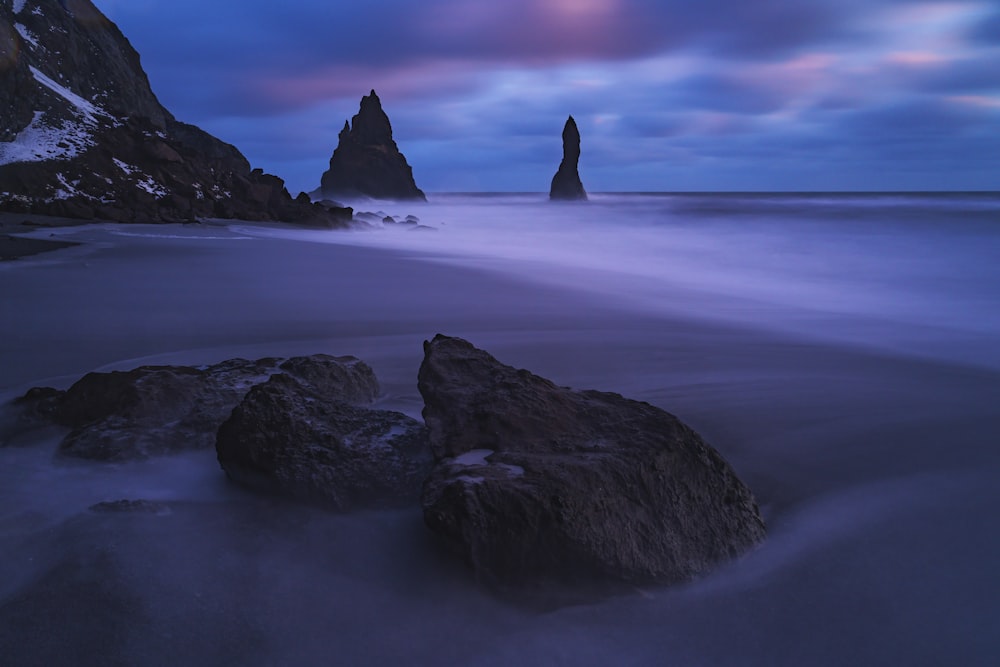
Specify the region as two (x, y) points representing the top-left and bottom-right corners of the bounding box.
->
(11, 354), (378, 461)
(319, 90), (426, 201)
(216, 373), (432, 511)
(0, 0), (349, 225)
(418, 335), (765, 590)
(549, 115), (587, 201)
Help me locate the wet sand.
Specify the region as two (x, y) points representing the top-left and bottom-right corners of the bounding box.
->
(0, 214), (86, 260)
(1, 221), (998, 666)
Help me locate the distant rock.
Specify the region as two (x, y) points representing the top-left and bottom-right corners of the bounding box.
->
(319, 90), (426, 201)
(216, 373), (432, 511)
(549, 116), (587, 201)
(418, 335), (765, 590)
(12, 354), (379, 461)
(0, 0), (347, 226)
(89, 499), (171, 514)
(354, 211), (383, 223)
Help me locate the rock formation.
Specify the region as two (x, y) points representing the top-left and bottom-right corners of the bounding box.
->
(549, 115), (587, 200)
(0, 0), (350, 225)
(6, 334), (768, 597)
(8, 350), (433, 511)
(418, 335), (765, 590)
(319, 90), (426, 201)
(11, 354), (380, 461)
(216, 373), (431, 511)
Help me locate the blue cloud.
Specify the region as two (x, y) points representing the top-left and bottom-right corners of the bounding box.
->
(96, 0), (1000, 193)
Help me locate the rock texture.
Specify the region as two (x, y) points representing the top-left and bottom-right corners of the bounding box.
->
(549, 115), (587, 201)
(319, 90), (425, 201)
(0, 0), (350, 225)
(216, 373), (432, 511)
(418, 335), (765, 589)
(12, 354), (378, 461)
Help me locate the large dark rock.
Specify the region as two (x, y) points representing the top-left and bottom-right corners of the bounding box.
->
(0, 0), (348, 226)
(319, 90), (425, 201)
(418, 335), (765, 590)
(216, 373), (432, 511)
(11, 354), (378, 461)
(549, 115), (587, 201)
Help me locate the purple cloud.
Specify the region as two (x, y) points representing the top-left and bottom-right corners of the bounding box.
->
(93, 0), (999, 193)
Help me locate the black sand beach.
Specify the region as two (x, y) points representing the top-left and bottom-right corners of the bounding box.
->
(1, 209), (998, 666)
(0, 214), (85, 260)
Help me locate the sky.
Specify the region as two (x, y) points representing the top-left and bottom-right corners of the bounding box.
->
(98, 0), (1000, 194)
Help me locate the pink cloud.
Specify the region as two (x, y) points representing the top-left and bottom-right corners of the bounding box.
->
(727, 53), (839, 105)
(885, 50), (950, 66)
(948, 94), (1000, 109)
(246, 60), (486, 111)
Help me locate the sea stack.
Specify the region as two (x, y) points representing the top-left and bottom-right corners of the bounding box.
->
(549, 115), (587, 201)
(319, 90), (425, 201)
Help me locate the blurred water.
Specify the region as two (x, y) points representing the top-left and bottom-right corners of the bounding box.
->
(248, 192), (1000, 369)
(1, 192), (998, 666)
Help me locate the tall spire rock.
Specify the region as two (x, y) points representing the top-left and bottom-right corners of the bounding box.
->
(320, 90), (425, 201)
(549, 115), (587, 201)
(0, 0), (346, 225)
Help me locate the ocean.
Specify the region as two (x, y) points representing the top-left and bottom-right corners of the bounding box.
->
(1, 192), (998, 665)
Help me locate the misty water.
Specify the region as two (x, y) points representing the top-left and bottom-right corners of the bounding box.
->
(1, 192), (998, 665)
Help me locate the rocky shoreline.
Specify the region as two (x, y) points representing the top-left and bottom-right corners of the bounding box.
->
(6, 336), (765, 600)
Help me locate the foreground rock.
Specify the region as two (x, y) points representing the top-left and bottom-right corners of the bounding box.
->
(319, 90), (426, 201)
(12, 355), (378, 461)
(0, 0), (350, 225)
(418, 335), (765, 590)
(549, 116), (587, 201)
(217, 374), (432, 510)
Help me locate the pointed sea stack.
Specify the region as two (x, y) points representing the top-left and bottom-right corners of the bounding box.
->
(319, 90), (425, 201)
(549, 115), (587, 201)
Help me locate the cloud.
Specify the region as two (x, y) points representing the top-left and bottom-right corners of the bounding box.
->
(969, 8), (1000, 42)
(95, 0), (1000, 192)
(103, 0), (866, 119)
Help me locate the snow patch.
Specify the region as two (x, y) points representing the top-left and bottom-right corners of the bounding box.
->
(14, 23), (38, 48)
(452, 449), (494, 466)
(456, 476), (486, 485)
(136, 175), (168, 198)
(0, 111), (94, 165)
(48, 173), (111, 203)
(112, 158), (135, 175)
(0, 192), (32, 206)
(30, 66), (109, 123)
(13, 0), (27, 15)
(447, 449), (525, 479)
(53, 173), (88, 201)
(497, 462), (525, 477)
